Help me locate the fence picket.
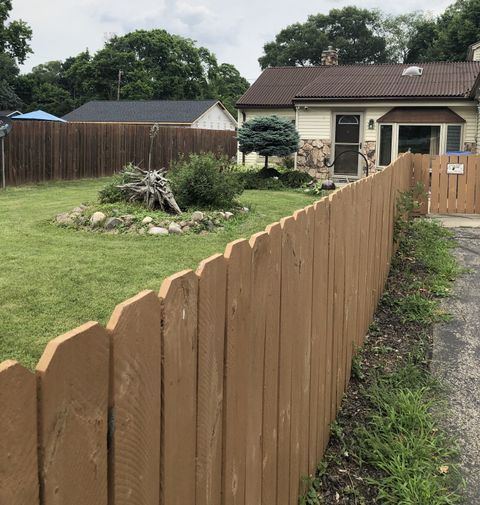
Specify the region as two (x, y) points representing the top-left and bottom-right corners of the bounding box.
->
(223, 240), (252, 505)
(196, 254), (227, 505)
(159, 271), (198, 505)
(246, 232), (269, 505)
(36, 322), (109, 505)
(465, 156), (476, 214)
(0, 361), (39, 505)
(261, 222), (282, 505)
(107, 290), (162, 505)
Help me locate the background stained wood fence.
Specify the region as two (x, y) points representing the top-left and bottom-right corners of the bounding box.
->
(2, 121), (237, 186)
(0, 153), (414, 505)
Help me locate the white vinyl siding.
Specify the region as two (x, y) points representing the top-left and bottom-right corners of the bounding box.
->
(450, 106), (477, 143)
(192, 103), (237, 130)
(363, 108), (390, 141)
(296, 107), (331, 138)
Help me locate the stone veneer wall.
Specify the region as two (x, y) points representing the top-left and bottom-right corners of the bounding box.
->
(464, 142), (478, 153)
(297, 139), (332, 179)
(297, 139), (379, 178)
(362, 141), (377, 174)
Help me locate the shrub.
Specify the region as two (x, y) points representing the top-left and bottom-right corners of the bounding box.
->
(279, 171), (313, 188)
(237, 171), (285, 190)
(98, 169), (131, 204)
(170, 153), (243, 209)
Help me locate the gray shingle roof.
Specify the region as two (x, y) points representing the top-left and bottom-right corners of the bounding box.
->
(62, 100), (219, 123)
(236, 62), (480, 107)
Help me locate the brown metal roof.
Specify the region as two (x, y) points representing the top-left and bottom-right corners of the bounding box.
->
(235, 67), (327, 108)
(236, 62), (480, 107)
(377, 107), (466, 123)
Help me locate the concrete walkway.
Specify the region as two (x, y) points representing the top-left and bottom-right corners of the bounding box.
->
(431, 224), (480, 503)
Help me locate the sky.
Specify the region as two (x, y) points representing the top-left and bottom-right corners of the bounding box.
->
(12, 0), (452, 82)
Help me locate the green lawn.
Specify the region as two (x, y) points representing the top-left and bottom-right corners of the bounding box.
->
(0, 178), (317, 369)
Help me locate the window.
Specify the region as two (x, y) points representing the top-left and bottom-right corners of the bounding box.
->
(398, 125), (440, 155)
(446, 125), (462, 152)
(379, 125), (393, 166)
(338, 115), (359, 125)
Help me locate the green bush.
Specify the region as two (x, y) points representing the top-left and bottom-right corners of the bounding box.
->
(98, 166), (133, 203)
(170, 154), (243, 209)
(279, 171), (313, 188)
(236, 171), (285, 190)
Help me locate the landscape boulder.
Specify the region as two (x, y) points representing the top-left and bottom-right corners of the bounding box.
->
(90, 211), (107, 226)
(148, 226), (169, 236)
(104, 217), (123, 230)
(168, 222), (183, 235)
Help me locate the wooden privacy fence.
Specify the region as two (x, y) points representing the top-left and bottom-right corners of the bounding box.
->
(411, 153), (480, 214)
(2, 121), (237, 186)
(0, 154), (414, 505)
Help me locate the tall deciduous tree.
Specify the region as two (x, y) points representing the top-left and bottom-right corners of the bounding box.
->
(259, 7), (389, 68)
(15, 29), (249, 117)
(238, 116), (300, 169)
(0, 0), (31, 109)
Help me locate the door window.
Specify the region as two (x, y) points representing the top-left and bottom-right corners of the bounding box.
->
(334, 114), (361, 176)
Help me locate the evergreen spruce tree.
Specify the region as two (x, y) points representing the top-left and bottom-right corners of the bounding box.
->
(238, 115), (299, 170)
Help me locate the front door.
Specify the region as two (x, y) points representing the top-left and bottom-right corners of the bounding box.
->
(333, 114), (361, 176)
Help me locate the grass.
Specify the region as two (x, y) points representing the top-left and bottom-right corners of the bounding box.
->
(0, 178), (318, 369)
(356, 365), (462, 505)
(300, 216), (463, 505)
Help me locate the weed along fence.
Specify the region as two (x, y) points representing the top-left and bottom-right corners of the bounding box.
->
(0, 154), (414, 505)
(2, 121), (237, 186)
(411, 153), (480, 214)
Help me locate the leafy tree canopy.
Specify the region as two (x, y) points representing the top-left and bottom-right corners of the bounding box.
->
(15, 29), (249, 117)
(0, 0), (31, 109)
(406, 0), (480, 62)
(238, 116), (300, 168)
(259, 7), (389, 68)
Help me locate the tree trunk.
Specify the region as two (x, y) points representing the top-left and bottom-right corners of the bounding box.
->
(264, 154), (269, 169)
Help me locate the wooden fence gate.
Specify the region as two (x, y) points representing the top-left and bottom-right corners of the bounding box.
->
(425, 154), (480, 214)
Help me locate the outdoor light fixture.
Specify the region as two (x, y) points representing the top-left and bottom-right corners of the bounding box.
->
(368, 119), (375, 130)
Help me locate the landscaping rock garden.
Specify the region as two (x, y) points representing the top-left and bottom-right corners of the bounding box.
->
(54, 204), (246, 236)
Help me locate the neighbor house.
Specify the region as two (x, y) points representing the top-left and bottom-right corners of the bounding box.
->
(236, 45), (480, 179)
(63, 100), (237, 130)
(0, 110), (21, 117)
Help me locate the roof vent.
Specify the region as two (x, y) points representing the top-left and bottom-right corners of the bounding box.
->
(402, 66), (423, 77)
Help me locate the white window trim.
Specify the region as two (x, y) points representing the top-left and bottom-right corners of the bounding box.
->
(376, 123), (465, 168)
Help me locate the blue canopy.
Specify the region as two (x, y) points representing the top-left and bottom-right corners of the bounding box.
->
(12, 110), (67, 122)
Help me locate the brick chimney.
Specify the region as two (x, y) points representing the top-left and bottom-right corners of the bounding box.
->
(321, 46), (339, 66)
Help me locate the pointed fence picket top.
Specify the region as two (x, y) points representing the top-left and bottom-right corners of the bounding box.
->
(36, 321), (109, 505)
(0, 360), (39, 505)
(107, 290), (162, 505)
(195, 254), (227, 505)
(159, 270), (198, 505)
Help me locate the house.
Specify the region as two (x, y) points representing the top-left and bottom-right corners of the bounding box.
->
(0, 110), (21, 117)
(62, 99), (237, 130)
(236, 45), (480, 179)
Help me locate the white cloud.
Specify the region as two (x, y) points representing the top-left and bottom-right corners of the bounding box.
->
(12, 0), (454, 81)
